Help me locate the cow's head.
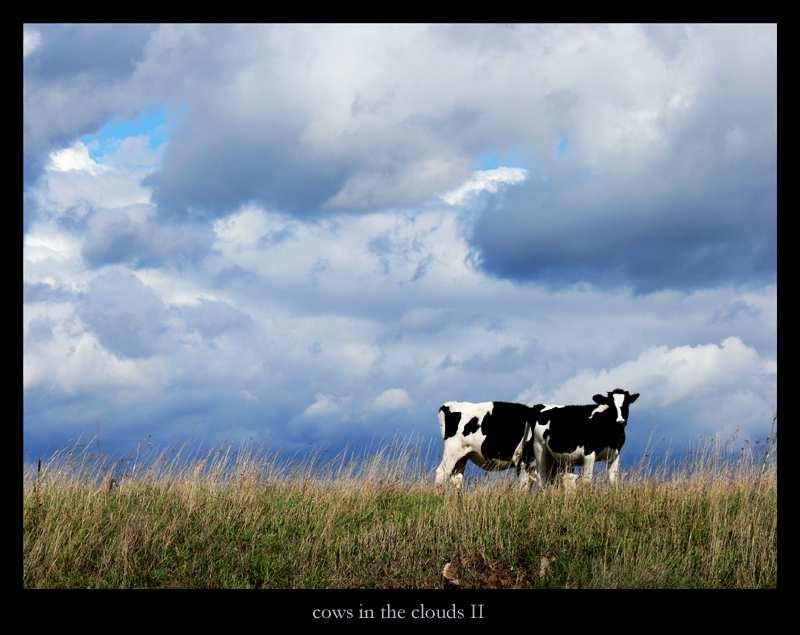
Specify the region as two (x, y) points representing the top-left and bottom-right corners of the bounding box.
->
(592, 388), (639, 424)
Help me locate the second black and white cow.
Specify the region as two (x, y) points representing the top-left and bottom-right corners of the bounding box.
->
(435, 401), (544, 489)
(529, 389), (640, 485)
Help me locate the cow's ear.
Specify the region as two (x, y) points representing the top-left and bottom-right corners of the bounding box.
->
(628, 393), (640, 403)
(592, 394), (606, 405)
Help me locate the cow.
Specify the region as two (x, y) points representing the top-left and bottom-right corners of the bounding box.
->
(434, 401), (545, 490)
(528, 388), (640, 486)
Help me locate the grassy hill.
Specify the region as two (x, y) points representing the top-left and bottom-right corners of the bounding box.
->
(22, 440), (777, 589)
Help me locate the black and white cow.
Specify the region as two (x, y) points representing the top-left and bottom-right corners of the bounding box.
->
(529, 389), (640, 485)
(435, 401), (544, 489)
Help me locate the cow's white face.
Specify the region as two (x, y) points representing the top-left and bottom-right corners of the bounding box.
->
(613, 393), (626, 423)
(593, 389), (639, 425)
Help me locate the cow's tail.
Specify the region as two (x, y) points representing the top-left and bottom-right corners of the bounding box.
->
(511, 420), (532, 466)
(437, 406), (447, 440)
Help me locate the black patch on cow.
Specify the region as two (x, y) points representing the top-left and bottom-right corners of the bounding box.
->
(462, 416), (480, 436)
(479, 402), (543, 463)
(537, 402), (632, 458)
(440, 405), (461, 439)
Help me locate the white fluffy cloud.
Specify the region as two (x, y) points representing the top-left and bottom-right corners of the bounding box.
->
(440, 167), (529, 206)
(28, 140), (156, 229)
(48, 142), (106, 174)
(370, 388), (412, 412)
(23, 26), (42, 58)
(519, 337), (776, 438)
(303, 393), (349, 418)
(542, 337), (765, 403)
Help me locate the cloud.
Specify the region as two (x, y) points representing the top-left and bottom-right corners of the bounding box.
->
(26, 137), (212, 269)
(82, 204), (213, 268)
(465, 26), (775, 291)
(23, 27), (42, 58)
(519, 337), (776, 439)
(304, 393), (349, 418)
(396, 307), (450, 333)
(24, 25), (775, 292)
(22, 24), (777, 461)
(174, 298), (252, 340)
(541, 337), (770, 404)
(24, 225), (777, 458)
(24, 316), (55, 347)
(26, 139), (157, 232)
(23, 25), (158, 184)
(468, 158), (776, 292)
(76, 269), (174, 359)
(325, 156), (472, 210)
(212, 205), (292, 250)
(23, 301), (156, 398)
(24, 281), (78, 304)
(48, 142), (107, 175)
(441, 167), (528, 206)
(370, 388), (412, 412)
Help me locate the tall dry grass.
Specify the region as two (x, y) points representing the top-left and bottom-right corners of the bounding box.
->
(23, 433), (776, 589)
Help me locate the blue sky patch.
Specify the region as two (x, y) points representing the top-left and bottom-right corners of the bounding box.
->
(81, 104), (178, 162)
(477, 149), (530, 172)
(555, 136), (569, 158)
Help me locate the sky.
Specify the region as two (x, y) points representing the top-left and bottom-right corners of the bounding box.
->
(22, 24), (777, 468)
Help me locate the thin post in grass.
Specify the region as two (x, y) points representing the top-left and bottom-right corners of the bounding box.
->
(33, 458), (42, 498)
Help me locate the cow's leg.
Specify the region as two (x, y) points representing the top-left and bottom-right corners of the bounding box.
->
(607, 452), (621, 485)
(449, 455), (469, 489)
(434, 457), (450, 486)
(581, 453), (596, 484)
(435, 456), (450, 486)
(526, 463), (544, 491)
(514, 427), (538, 492)
(533, 442), (556, 487)
(532, 441), (547, 486)
(515, 462), (536, 491)
(435, 442), (469, 488)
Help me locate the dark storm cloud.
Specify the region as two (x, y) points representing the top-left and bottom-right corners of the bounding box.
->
(469, 164), (776, 292)
(467, 24), (777, 293)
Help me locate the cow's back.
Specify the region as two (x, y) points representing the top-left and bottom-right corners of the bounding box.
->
(438, 401), (536, 459)
(476, 401), (539, 463)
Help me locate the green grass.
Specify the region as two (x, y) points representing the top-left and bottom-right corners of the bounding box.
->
(23, 439), (777, 589)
